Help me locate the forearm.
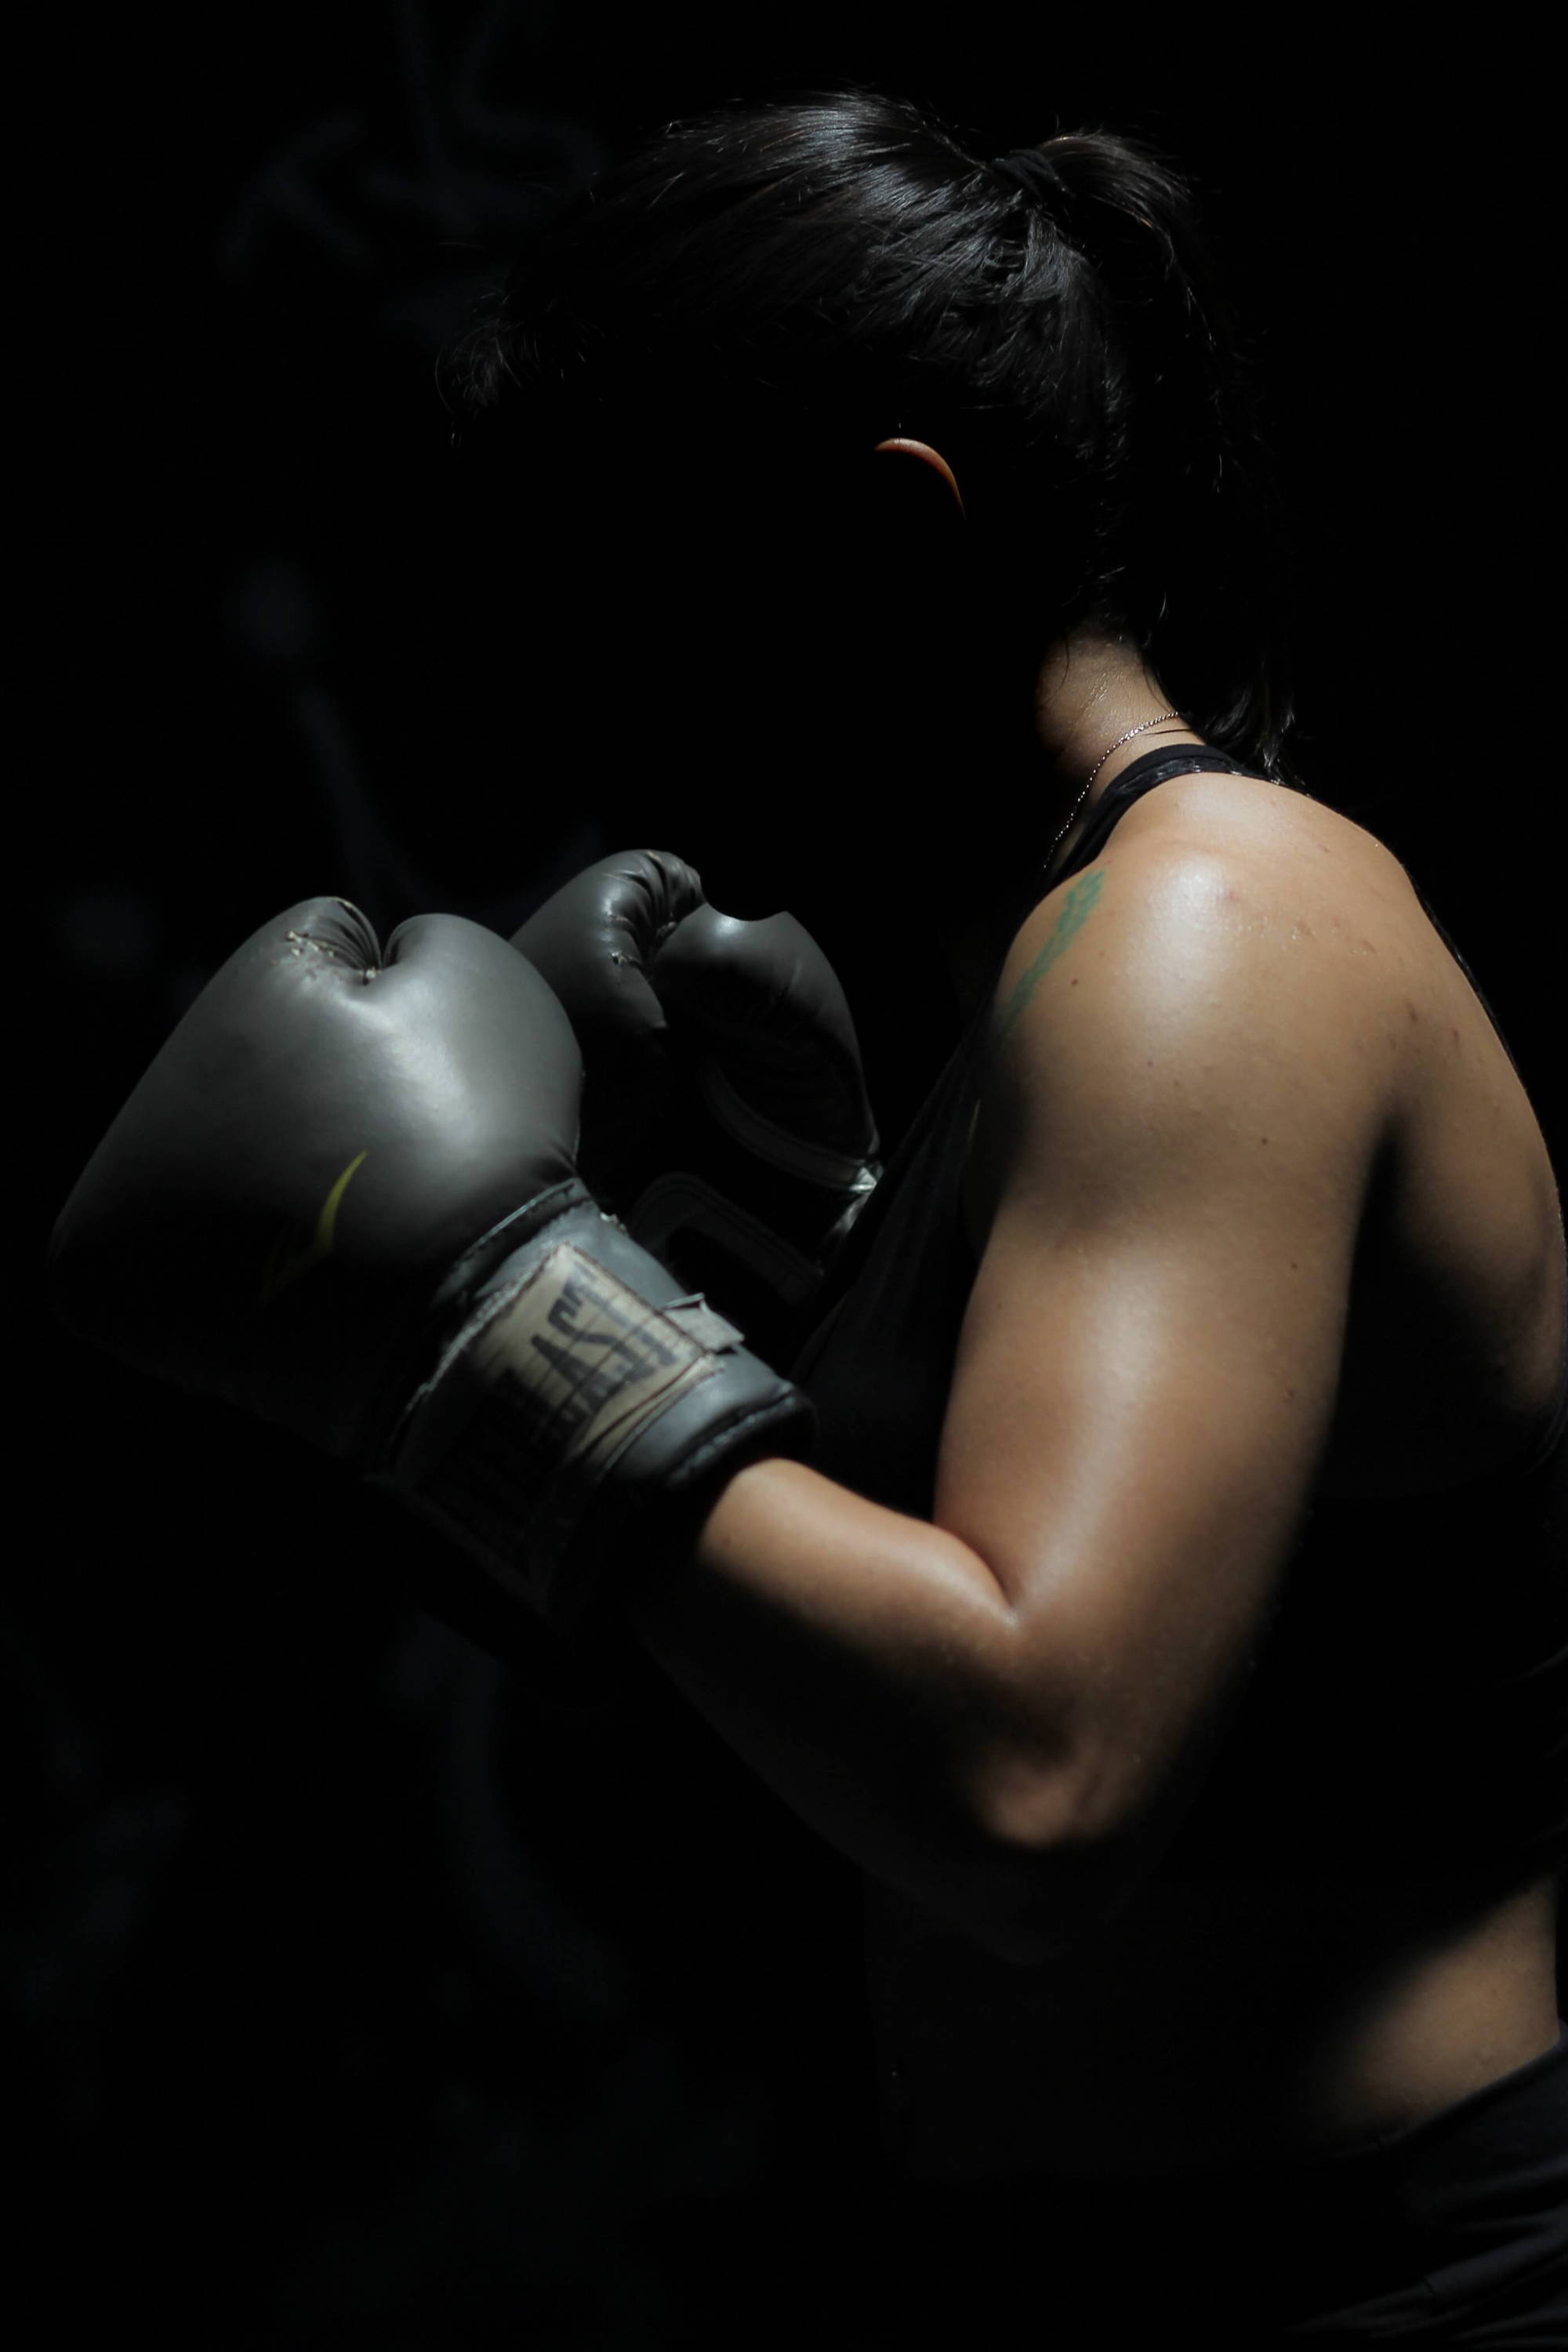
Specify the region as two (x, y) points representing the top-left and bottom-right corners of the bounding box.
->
(615, 1455), (1076, 1964)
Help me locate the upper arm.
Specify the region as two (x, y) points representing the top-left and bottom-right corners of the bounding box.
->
(939, 846), (1388, 1927)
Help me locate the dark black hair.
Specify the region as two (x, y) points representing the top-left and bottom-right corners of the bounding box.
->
(439, 83), (1306, 791)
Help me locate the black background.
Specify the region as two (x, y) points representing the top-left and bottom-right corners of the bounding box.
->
(20, 9), (1562, 2344)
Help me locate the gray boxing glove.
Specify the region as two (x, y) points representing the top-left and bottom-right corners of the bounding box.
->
(511, 851), (884, 1368)
(48, 896), (817, 1686)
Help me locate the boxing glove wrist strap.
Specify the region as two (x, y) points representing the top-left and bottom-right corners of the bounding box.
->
(375, 1181), (817, 1644)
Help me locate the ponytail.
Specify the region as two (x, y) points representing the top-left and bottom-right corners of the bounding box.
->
(442, 88), (1308, 790)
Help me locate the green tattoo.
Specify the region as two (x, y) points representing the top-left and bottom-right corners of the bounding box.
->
(993, 869), (1105, 1043)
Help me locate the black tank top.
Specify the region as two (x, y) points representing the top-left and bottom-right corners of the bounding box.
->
(789, 744), (1568, 1894)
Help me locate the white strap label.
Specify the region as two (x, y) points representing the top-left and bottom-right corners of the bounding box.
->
(469, 1241), (736, 1475)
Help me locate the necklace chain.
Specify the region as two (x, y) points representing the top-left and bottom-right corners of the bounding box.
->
(1044, 711), (1186, 873)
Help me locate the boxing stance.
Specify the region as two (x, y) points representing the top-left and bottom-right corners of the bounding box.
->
(50, 86), (1568, 2343)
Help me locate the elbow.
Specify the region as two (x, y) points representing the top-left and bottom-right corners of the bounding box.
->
(977, 1825), (1133, 1967)
(968, 1767), (1131, 1968)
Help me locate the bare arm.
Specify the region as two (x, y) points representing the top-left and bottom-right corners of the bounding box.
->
(621, 1454), (1088, 1965)
(619, 832), (1381, 1971)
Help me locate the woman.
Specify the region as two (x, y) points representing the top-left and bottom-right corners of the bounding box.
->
(438, 85), (1568, 2341)
(50, 83), (1564, 2343)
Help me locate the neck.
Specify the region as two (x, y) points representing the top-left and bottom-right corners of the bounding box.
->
(930, 632), (1207, 1021)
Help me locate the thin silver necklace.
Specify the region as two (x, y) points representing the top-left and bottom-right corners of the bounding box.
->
(1044, 711), (1186, 874)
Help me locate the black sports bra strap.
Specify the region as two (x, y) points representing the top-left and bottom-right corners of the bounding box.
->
(1108, 744), (1264, 792)
(1050, 746), (1265, 890)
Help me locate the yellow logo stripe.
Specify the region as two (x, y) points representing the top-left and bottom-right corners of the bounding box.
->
(257, 1149), (368, 1310)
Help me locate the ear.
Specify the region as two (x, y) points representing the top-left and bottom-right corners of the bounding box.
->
(870, 437), (967, 521)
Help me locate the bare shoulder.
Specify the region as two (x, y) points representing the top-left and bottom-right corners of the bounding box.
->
(1080, 769), (1543, 1120)
(1076, 770), (1417, 941)
(967, 774), (1442, 1290)
(993, 773), (1421, 1084)
(982, 770), (1567, 1483)
(1105, 766), (1404, 879)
